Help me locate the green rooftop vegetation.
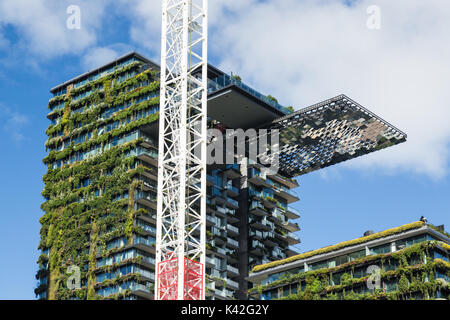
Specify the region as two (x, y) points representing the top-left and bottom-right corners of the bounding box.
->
(252, 221), (429, 273)
(249, 240), (450, 300)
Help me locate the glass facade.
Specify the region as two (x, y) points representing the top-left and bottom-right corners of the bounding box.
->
(250, 228), (449, 300)
(39, 53), (302, 300)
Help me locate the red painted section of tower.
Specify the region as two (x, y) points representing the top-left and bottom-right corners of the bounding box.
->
(156, 257), (203, 300)
(184, 258), (203, 300)
(157, 258), (179, 300)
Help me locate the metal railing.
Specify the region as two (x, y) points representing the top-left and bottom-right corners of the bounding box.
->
(208, 74), (292, 115)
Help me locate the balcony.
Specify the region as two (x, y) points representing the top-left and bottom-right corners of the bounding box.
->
(225, 197), (239, 209)
(227, 224), (239, 235)
(139, 163), (158, 181)
(223, 164), (240, 180)
(249, 201), (267, 217)
(213, 289), (229, 300)
(285, 206), (300, 220)
(216, 247), (227, 257)
(141, 178), (157, 193)
(250, 240), (265, 256)
(286, 232), (300, 245)
(138, 132), (158, 150)
(207, 174), (218, 186)
(206, 256), (215, 267)
(226, 265), (239, 277)
(263, 232), (277, 247)
(271, 248), (286, 260)
(267, 172), (299, 189)
(282, 221), (300, 232)
(270, 207), (286, 225)
(261, 195), (278, 209)
(135, 191), (157, 209)
(135, 147), (158, 166)
(249, 216), (274, 231)
(226, 278), (239, 290)
(215, 206), (237, 222)
(273, 186), (300, 204)
(248, 171), (272, 188)
(226, 237), (239, 249)
(206, 215), (215, 226)
(208, 74), (292, 115)
(206, 281), (215, 296)
(224, 184), (239, 197)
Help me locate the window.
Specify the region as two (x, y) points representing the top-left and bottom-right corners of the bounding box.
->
(290, 283), (298, 294)
(385, 280), (397, 292)
(282, 285), (290, 297)
(370, 243), (391, 255)
(352, 266), (366, 279)
(310, 260), (328, 271)
(433, 249), (449, 262)
(383, 259), (399, 271)
(328, 255), (348, 268)
(396, 234), (427, 250)
(332, 271), (344, 285)
(348, 249), (366, 261)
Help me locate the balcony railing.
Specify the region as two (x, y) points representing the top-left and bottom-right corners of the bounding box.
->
(226, 265), (239, 275)
(275, 186), (299, 198)
(225, 184), (239, 195)
(227, 224), (239, 234)
(288, 232), (299, 241)
(286, 206), (300, 216)
(135, 147), (158, 160)
(226, 197), (239, 208)
(227, 278), (239, 289)
(208, 74), (292, 115)
(227, 237), (239, 247)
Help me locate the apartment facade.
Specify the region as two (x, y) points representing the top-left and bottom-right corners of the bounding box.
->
(36, 52), (301, 300)
(247, 221), (450, 300)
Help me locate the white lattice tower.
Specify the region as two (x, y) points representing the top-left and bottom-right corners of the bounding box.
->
(156, 0), (208, 300)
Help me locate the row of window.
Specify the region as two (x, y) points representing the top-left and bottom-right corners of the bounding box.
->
(73, 57), (139, 90)
(261, 269), (449, 300)
(96, 280), (151, 298)
(51, 130), (142, 169)
(48, 84), (158, 143)
(262, 234), (440, 286)
(96, 264), (154, 283)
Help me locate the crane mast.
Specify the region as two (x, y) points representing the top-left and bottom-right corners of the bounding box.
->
(155, 0), (208, 300)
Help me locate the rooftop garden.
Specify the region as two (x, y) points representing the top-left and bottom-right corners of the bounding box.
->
(251, 221), (439, 273)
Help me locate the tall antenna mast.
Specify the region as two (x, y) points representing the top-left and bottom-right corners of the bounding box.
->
(155, 0), (208, 300)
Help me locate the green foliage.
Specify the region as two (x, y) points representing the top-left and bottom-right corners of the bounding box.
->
(38, 63), (160, 300)
(249, 241), (450, 300)
(266, 95), (278, 104)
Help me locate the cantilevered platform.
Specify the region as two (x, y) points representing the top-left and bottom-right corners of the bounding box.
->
(263, 95), (407, 178)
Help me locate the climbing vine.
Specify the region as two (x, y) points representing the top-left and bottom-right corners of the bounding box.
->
(36, 60), (161, 300)
(249, 241), (449, 300)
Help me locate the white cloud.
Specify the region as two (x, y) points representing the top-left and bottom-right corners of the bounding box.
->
(205, 0), (450, 179)
(1, 0), (449, 178)
(82, 47), (119, 71)
(0, 104), (29, 143)
(118, 0), (162, 60)
(81, 43), (137, 71)
(0, 0), (108, 59)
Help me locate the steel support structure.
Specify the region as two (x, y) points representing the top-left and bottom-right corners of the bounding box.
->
(156, 0), (208, 300)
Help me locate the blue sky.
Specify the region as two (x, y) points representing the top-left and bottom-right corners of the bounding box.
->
(0, 0), (449, 299)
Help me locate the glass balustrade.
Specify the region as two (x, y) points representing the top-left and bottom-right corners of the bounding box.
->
(208, 74), (292, 115)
